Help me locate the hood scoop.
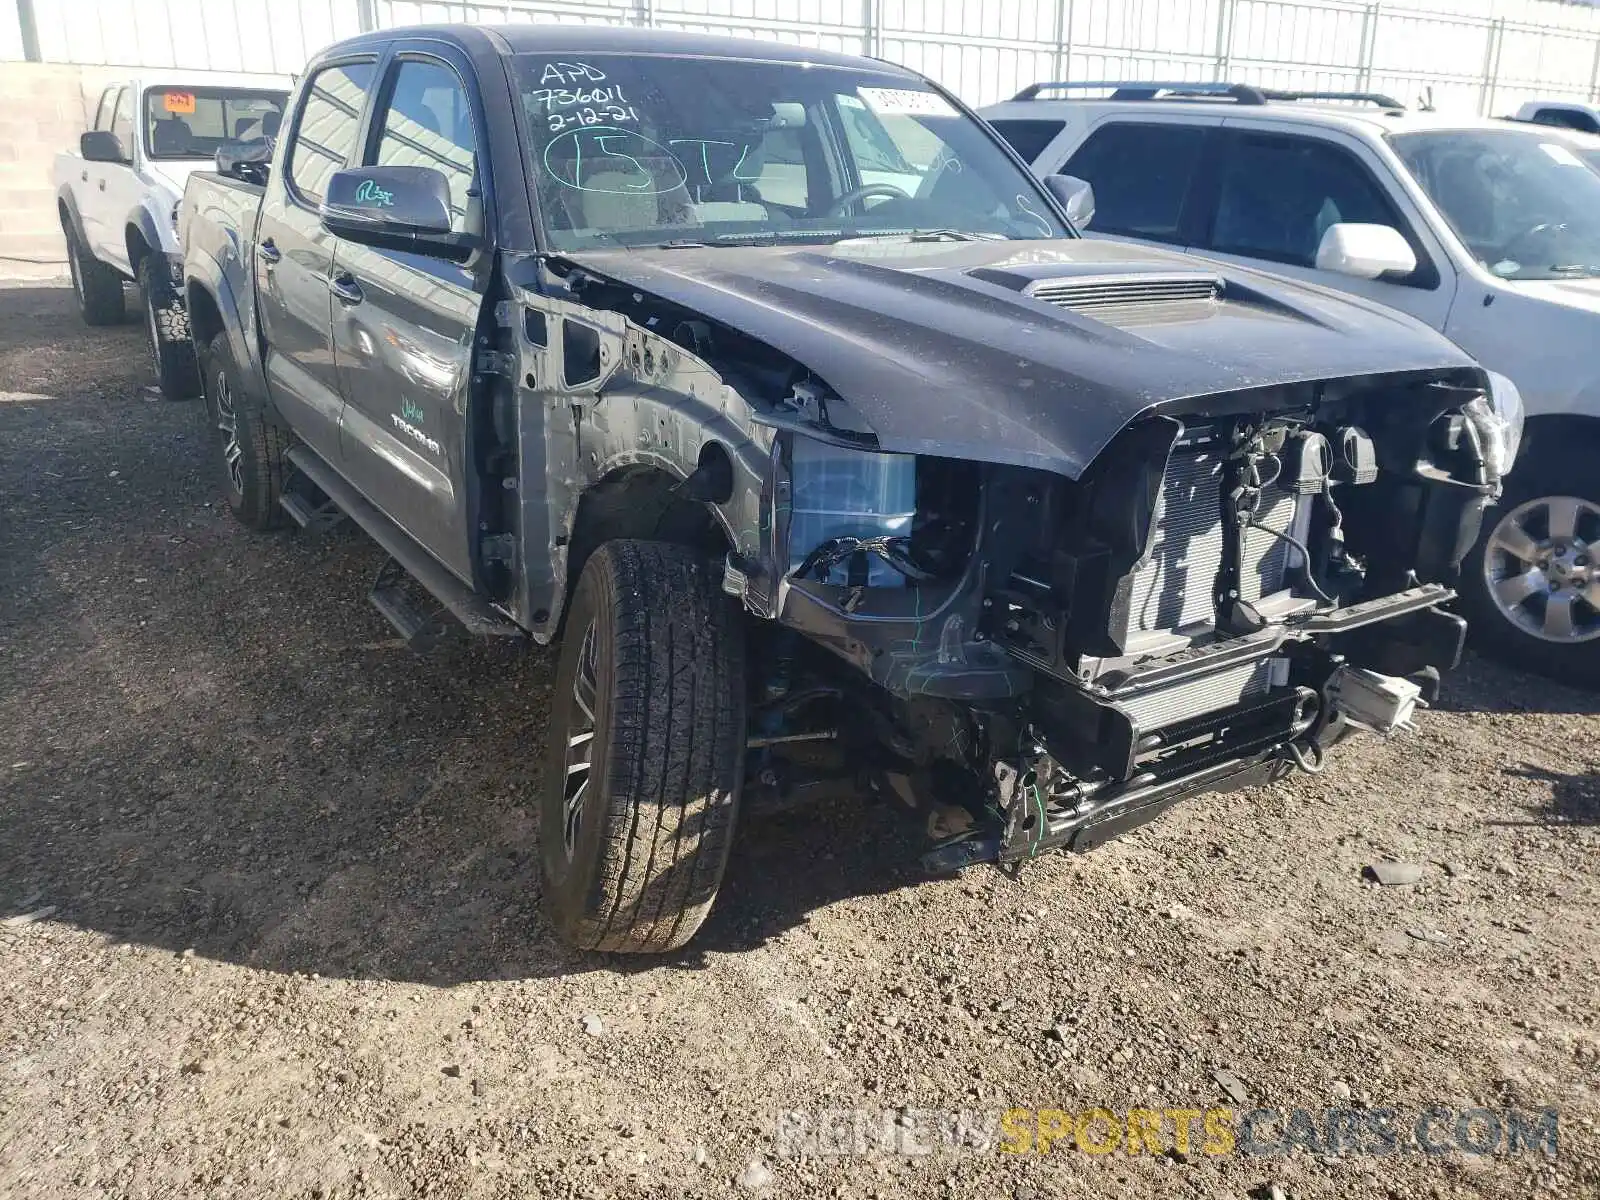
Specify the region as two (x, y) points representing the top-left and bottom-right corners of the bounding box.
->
(1025, 271), (1223, 326)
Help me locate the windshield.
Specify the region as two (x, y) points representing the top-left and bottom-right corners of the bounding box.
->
(512, 54), (1066, 251)
(1392, 128), (1600, 280)
(144, 87), (288, 161)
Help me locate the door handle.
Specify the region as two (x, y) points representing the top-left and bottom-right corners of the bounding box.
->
(80, 169), (88, 182)
(256, 239), (281, 265)
(97, 179), (106, 191)
(329, 274), (364, 306)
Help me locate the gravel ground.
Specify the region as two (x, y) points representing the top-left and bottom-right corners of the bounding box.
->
(1, 282), (1597, 1200)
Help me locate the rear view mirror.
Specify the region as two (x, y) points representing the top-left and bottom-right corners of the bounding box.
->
(1315, 222), (1417, 280)
(80, 130), (128, 164)
(320, 166), (473, 258)
(1043, 174), (1095, 229)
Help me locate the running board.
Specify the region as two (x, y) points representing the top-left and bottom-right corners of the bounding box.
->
(285, 446), (524, 643)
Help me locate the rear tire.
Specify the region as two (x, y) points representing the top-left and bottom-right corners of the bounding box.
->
(1460, 438), (1600, 688)
(64, 220), (125, 326)
(199, 332), (290, 531)
(540, 540), (747, 953)
(139, 256), (200, 400)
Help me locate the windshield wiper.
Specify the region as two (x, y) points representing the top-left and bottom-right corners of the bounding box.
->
(844, 229), (1005, 243)
(1548, 264), (1600, 277)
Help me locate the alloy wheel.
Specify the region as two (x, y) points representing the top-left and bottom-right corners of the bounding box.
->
(213, 367), (244, 496)
(561, 621), (599, 859)
(1482, 494), (1600, 643)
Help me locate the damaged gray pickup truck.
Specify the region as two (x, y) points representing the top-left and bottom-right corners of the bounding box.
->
(180, 25), (1524, 953)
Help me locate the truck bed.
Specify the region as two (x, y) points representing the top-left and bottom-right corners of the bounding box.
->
(178, 170), (267, 380)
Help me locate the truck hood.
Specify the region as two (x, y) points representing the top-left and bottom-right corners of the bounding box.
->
(1506, 275), (1600, 315)
(562, 237), (1479, 478)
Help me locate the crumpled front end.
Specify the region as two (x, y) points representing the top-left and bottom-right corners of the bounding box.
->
(733, 368), (1519, 863)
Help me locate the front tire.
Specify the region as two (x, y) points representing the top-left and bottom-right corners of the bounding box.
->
(63, 220), (125, 326)
(139, 256), (200, 400)
(540, 540), (747, 953)
(1461, 440), (1600, 688)
(199, 332), (289, 531)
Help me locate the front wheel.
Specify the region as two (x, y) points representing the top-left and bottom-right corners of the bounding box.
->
(1460, 442), (1600, 687)
(139, 256), (200, 400)
(540, 540), (747, 953)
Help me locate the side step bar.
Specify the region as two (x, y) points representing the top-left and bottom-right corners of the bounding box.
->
(279, 484), (348, 534)
(285, 446), (524, 643)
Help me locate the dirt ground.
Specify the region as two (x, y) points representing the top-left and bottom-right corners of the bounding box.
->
(0, 281), (1596, 1200)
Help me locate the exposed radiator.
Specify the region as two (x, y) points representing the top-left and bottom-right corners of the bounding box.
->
(1125, 444), (1297, 637)
(1118, 659), (1275, 730)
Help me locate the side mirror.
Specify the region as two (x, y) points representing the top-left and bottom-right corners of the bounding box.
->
(215, 138), (273, 186)
(1042, 174), (1095, 229)
(320, 166), (472, 258)
(81, 130), (128, 164)
(1315, 222), (1417, 280)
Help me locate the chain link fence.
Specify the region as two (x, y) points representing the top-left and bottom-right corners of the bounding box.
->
(7, 0), (1600, 114)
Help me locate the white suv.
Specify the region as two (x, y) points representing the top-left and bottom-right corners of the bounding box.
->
(982, 82), (1600, 686)
(53, 71), (290, 399)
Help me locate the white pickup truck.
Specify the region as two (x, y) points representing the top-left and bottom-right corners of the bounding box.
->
(53, 70), (289, 399)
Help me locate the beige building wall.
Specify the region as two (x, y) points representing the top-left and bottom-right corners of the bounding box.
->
(0, 63), (123, 279)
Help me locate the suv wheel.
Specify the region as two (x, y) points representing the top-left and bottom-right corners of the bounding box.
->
(540, 540), (746, 953)
(1461, 443), (1600, 688)
(63, 219), (125, 326)
(200, 332), (289, 531)
(139, 256), (200, 400)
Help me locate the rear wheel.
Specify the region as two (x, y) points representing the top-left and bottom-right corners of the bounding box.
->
(63, 219), (125, 326)
(200, 332), (289, 531)
(139, 255), (200, 400)
(1461, 442), (1600, 687)
(540, 540), (747, 953)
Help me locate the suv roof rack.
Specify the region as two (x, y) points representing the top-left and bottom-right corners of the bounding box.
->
(1010, 80), (1405, 110)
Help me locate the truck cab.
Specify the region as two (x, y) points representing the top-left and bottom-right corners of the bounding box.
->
(54, 70), (290, 398)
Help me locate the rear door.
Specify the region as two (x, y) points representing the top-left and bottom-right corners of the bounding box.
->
(85, 86), (138, 266)
(331, 48), (488, 582)
(255, 56), (378, 465)
(77, 85), (123, 256)
(1055, 118), (1220, 250)
(1194, 124), (1456, 327)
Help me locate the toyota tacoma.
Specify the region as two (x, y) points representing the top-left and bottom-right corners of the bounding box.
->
(179, 26), (1521, 953)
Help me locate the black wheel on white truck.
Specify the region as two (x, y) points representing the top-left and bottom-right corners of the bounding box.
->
(61, 215), (124, 327)
(1460, 435), (1600, 688)
(138, 254), (200, 400)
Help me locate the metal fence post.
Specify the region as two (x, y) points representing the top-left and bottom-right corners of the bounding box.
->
(1051, 0), (1073, 84)
(356, 0), (377, 34)
(1478, 18), (1504, 116)
(1356, 2), (1380, 91)
(1588, 30), (1600, 104)
(861, 0), (880, 58)
(1214, 0), (1237, 82)
(14, 0), (40, 61)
